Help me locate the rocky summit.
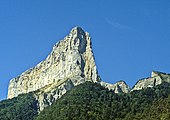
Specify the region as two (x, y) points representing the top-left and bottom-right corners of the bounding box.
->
(8, 27), (100, 98)
(8, 27), (104, 111)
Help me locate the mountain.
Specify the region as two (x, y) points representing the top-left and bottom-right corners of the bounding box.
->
(8, 27), (100, 99)
(8, 27), (102, 111)
(2, 27), (170, 120)
(7, 27), (131, 112)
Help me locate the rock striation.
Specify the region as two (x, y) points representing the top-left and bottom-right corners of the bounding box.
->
(132, 71), (170, 91)
(100, 80), (130, 93)
(8, 27), (100, 99)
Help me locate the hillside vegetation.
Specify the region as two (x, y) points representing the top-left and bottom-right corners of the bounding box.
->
(0, 93), (38, 120)
(36, 82), (170, 120)
(1, 82), (170, 120)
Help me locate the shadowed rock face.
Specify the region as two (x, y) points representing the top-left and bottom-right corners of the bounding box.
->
(8, 27), (100, 99)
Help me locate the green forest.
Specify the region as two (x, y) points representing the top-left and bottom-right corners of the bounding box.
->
(36, 82), (170, 120)
(0, 93), (38, 120)
(1, 82), (170, 120)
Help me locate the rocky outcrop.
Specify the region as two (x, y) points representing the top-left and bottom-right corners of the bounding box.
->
(100, 80), (130, 93)
(132, 71), (170, 91)
(34, 76), (89, 111)
(8, 27), (100, 99)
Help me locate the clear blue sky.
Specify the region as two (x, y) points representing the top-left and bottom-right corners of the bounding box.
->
(0, 0), (170, 100)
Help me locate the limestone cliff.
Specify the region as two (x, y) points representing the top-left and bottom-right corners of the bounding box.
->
(8, 27), (100, 99)
(8, 26), (170, 112)
(34, 76), (88, 111)
(132, 71), (170, 91)
(100, 80), (130, 93)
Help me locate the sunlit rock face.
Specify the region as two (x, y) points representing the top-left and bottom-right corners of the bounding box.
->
(34, 76), (87, 111)
(8, 27), (100, 99)
(8, 26), (170, 112)
(131, 71), (170, 91)
(100, 80), (130, 93)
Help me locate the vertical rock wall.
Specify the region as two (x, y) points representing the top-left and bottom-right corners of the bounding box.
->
(8, 27), (100, 99)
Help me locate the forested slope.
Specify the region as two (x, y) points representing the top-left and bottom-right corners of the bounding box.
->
(36, 82), (170, 120)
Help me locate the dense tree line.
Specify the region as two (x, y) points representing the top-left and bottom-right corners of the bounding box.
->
(0, 93), (38, 120)
(36, 82), (170, 120)
(1, 82), (170, 120)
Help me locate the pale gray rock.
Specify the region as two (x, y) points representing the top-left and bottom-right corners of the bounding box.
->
(8, 27), (100, 99)
(100, 80), (130, 93)
(131, 71), (170, 91)
(34, 76), (88, 111)
(8, 26), (170, 112)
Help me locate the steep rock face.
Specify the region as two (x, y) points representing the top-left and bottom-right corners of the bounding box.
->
(100, 80), (130, 93)
(8, 27), (100, 99)
(132, 71), (170, 91)
(34, 76), (88, 111)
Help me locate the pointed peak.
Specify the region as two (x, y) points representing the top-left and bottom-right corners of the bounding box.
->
(151, 71), (159, 77)
(70, 26), (86, 36)
(72, 26), (84, 31)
